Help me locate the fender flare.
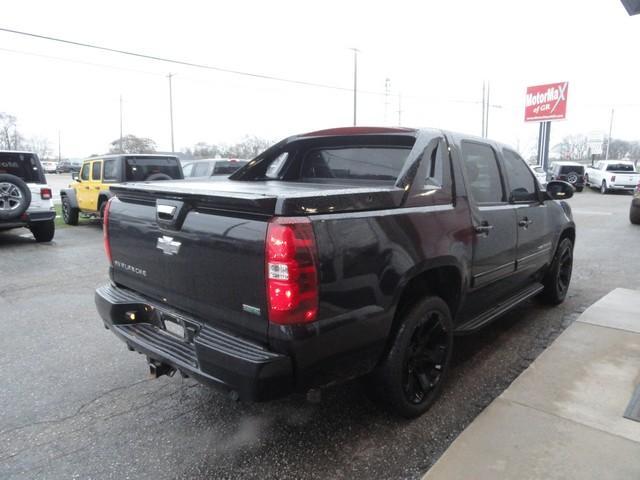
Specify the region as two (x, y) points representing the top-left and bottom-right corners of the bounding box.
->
(60, 188), (78, 208)
(98, 190), (113, 205)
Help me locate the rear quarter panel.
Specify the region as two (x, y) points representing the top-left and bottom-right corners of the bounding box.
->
(270, 203), (473, 389)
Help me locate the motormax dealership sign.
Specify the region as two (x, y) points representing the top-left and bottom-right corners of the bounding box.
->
(524, 82), (568, 121)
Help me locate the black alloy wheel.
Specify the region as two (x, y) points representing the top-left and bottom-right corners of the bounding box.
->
(370, 296), (454, 418)
(403, 311), (449, 405)
(540, 237), (573, 305)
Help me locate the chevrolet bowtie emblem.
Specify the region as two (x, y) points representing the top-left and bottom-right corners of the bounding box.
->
(156, 235), (181, 255)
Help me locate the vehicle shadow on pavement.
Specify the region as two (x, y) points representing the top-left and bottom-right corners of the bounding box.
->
(0, 230), (36, 246)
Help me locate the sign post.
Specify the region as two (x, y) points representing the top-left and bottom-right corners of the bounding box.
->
(525, 81), (569, 172)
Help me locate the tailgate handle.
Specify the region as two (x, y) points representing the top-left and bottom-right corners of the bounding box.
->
(157, 204), (177, 220)
(156, 200), (188, 230)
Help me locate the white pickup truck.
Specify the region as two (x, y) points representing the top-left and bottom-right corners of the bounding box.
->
(585, 160), (639, 194)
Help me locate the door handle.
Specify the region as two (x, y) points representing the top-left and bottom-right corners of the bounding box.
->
(84, 186), (90, 190)
(518, 217), (533, 228)
(474, 221), (494, 236)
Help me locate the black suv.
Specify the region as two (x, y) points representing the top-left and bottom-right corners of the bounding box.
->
(0, 151), (56, 242)
(547, 161), (585, 192)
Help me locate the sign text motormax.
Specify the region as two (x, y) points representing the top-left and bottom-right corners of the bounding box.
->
(524, 82), (569, 122)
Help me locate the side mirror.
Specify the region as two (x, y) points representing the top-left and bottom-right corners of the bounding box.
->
(72, 173), (79, 181)
(546, 180), (574, 200)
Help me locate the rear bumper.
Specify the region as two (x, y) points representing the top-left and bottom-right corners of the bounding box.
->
(95, 283), (293, 401)
(0, 210), (55, 229)
(609, 184), (636, 191)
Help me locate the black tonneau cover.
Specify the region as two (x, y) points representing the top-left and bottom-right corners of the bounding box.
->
(110, 180), (405, 216)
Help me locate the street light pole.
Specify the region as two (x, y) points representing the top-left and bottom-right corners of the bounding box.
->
(119, 94), (123, 153)
(605, 108), (614, 160)
(167, 73), (175, 152)
(58, 130), (61, 162)
(350, 48), (359, 126)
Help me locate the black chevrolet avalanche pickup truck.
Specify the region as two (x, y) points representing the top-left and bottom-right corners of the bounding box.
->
(95, 127), (576, 417)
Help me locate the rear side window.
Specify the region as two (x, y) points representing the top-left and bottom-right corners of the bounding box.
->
(0, 152), (44, 183)
(461, 142), (505, 204)
(80, 163), (90, 181)
(91, 161), (102, 181)
(300, 147), (410, 183)
(124, 156), (182, 181)
(103, 159), (119, 182)
(502, 149), (537, 202)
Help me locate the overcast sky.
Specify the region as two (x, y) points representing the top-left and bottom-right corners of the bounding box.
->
(2, 0), (639, 158)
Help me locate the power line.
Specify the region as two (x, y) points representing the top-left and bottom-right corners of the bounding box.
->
(0, 26), (357, 93)
(0, 26), (506, 107)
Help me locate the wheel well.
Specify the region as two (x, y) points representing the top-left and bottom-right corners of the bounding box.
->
(391, 266), (462, 333)
(98, 195), (108, 207)
(559, 227), (575, 246)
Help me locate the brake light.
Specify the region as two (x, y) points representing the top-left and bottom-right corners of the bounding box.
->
(103, 198), (113, 264)
(40, 188), (52, 200)
(266, 217), (318, 325)
(611, 175), (616, 182)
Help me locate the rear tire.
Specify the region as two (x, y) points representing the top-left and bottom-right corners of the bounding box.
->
(61, 195), (79, 225)
(369, 296), (453, 418)
(30, 220), (55, 242)
(576, 186), (583, 192)
(600, 181), (608, 194)
(630, 206), (640, 225)
(540, 238), (573, 305)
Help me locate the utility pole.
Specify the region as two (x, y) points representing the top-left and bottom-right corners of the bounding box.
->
(119, 94), (123, 153)
(605, 108), (614, 160)
(384, 78), (391, 125)
(58, 130), (61, 162)
(350, 49), (359, 126)
(167, 73), (175, 152)
(485, 81), (490, 138)
(398, 93), (403, 126)
(481, 82), (486, 137)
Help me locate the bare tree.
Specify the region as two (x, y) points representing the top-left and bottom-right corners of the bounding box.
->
(25, 136), (52, 159)
(192, 142), (222, 159)
(557, 134), (588, 161)
(0, 112), (24, 150)
(109, 134), (157, 154)
(223, 135), (272, 159)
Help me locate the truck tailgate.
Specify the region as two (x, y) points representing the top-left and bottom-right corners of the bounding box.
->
(107, 194), (270, 342)
(614, 173), (639, 186)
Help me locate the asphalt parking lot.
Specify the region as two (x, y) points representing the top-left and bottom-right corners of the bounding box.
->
(1, 188), (639, 480)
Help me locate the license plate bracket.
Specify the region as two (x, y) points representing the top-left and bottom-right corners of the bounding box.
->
(162, 316), (185, 340)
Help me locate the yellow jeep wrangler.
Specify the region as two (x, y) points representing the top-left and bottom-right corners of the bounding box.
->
(60, 154), (183, 225)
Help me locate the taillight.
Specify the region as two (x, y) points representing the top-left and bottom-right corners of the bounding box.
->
(611, 175), (616, 182)
(40, 188), (52, 200)
(266, 217), (318, 325)
(103, 198), (113, 264)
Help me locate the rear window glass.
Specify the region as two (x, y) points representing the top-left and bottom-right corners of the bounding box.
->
(300, 147), (410, 182)
(606, 163), (635, 172)
(124, 156), (182, 181)
(213, 161), (247, 175)
(0, 152), (44, 183)
(559, 165), (584, 174)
